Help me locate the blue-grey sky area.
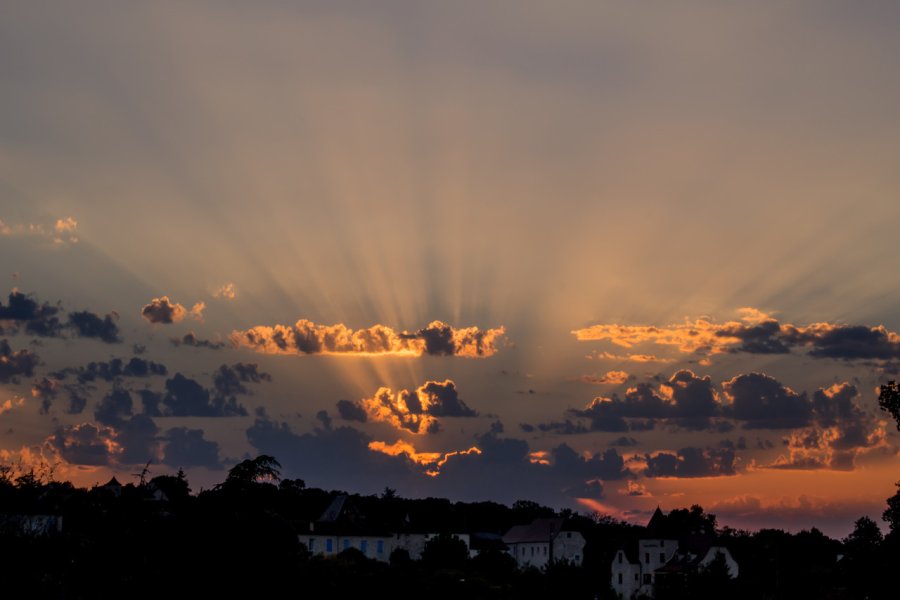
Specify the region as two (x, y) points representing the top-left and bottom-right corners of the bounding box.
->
(2, 1), (900, 537)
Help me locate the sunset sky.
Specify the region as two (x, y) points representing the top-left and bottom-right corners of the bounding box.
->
(3, 1), (900, 538)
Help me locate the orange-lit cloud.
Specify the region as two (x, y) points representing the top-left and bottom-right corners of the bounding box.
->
(340, 379), (477, 434)
(762, 383), (887, 471)
(579, 370), (630, 385)
(586, 351), (674, 363)
(367, 439), (481, 476)
(231, 320), (505, 357)
(573, 309), (900, 360)
(141, 296), (205, 324)
(0, 395), (24, 415)
(213, 283), (236, 300)
(0, 216), (79, 245)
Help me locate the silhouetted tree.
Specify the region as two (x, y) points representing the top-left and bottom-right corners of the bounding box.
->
(422, 533), (469, 570)
(224, 455), (281, 485)
(878, 380), (900, 430)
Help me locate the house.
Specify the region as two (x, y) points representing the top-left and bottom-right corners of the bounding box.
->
(611, 508), (739, 599)
(301, 495), (471, 563)
(96, 476), (123, 498)
(502, 517), (585, 569)
(303, 495), (395, 562)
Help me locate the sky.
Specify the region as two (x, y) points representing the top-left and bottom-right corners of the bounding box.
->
(2, 0), (900, 538)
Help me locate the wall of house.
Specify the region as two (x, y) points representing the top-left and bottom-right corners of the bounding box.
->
(509, 541), (551, 569)
(304, 534), (394, 562)
(552, 530), (586, 565)
(610, 550), (642, 599)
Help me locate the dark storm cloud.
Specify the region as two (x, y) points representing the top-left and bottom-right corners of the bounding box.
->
(31, 377), (88, 415)
(163, 427), (221, 469)
(136, 390), (163, 417)
(0, 339), (39, 383)
(162, 373), (248, 417)
(47, 423), (117, 466)
(643, 446), (737, 478)
(336, 399), (368, 422)
(94, 388), (133, 427)
(536, 420), (590, 435)
(170, 332), (226, 350)
(722, 372), (813, 429)
(52, 357), (167, 383)
(564, 370), (724, 432)
(67, 311), (121, 343)
(211, 362), (271, 397)
(117, 414), (160, 465)
(0, 290), (63, 337)
(610, 436), (639, 447)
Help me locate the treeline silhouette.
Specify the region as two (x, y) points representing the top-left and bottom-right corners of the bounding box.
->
(1, 455), (899, 599)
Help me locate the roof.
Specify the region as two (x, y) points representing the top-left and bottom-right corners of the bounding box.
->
(102, 477), (122, 488)
(318, 495), (348, 523)
(616, 544), (640, 565)
(502, 518), (564, 544)
(470, 532), (508, 552)
(645, 506), (667, 537)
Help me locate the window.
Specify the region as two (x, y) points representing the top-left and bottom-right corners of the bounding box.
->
(618, 553), (623, 564)
(645, 552), (650, 564)
(309, 539), (315, 552)
(634, 573), (638, 581)
(360, 540), (368, 554)
(343, 538), (350, 551)
(377, 540), (384, 554)
(543, 546), (547, 556)
(618, 573), (623, 585)
(566, 532), (571, 538)
(326, 539), (333, 553)
(531, 546), (535, 556)
(644, 574), (652, 585)
(660, 553), (665, 562)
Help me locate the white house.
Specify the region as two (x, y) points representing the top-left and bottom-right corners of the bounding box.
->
(610, 508), (739, 599)
(502, 517), (585, 569)
(302, 495), (470, 563)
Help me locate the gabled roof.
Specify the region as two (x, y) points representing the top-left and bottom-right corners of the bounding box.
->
(102, 477), (122, 488)
(318, 495), (348, 522)
(503, 518), (564, 544)
(645, 506), (667, 536)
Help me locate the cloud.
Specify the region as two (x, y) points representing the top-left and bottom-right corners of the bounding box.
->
(722, 372), (812, 429)
(46, 423), (120, 466)
(212, 362), (271, 397)
(163, 427), (221, 469)
(30, 377), (88, 414)
(94, 388), (134, 427)
(579, 370), (630, 385)
(643, 446), (737, 478)
(161, 373), (248, 417)
(52, 357), (167, 383)
(565, 370), (724, 432)
(212, 283), (236, 300)
(0, 216), (79, 245)
(67, 310), (121, 343)
(367, 439), (481, 477)
(0, 290), (63, 337)
(610, 436), (639, 447)
(764, 383), (886, 471)
(170, 331), (226, 350)
(141, 296), (204, 324)
(336, 399), (368, 422)
(573, 308), (900, 360)
(338, 379), (477, 434)
(230, 319), (505, 357)
(0, 339), (39, 384)
(0, 396), (24, 416)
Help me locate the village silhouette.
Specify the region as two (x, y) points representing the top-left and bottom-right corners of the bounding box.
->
(2, 438), (900, 599)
